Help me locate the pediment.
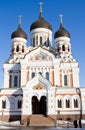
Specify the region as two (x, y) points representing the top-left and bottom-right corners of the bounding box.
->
(24, 47), (55, 62)
(28, 51), (52, 62)
(25, 74), (52, 91)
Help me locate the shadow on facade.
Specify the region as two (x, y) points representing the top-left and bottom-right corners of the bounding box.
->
(8, 88), (23, 124)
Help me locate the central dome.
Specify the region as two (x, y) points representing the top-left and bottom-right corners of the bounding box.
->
(30, 11), (52, 31)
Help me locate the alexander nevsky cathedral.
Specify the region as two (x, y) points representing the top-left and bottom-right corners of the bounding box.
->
(0, 2), (85, 126)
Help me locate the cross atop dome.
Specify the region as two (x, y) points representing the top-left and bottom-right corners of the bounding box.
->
(18, 15), (22, 28)
(39, 1), (43, 17)
(59, 14), (63, 27)
(39, 1), (43, 11)
(11, 15), (27, 40)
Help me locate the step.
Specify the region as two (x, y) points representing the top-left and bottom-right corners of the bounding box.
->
(29, 115), (56, 126)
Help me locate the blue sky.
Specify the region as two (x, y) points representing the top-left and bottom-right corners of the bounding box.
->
(0, 0), (85, 88)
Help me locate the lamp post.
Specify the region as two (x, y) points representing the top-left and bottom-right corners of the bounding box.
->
(76, 88), (82, 128)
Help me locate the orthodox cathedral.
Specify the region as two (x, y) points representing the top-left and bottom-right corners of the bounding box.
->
(0, 2), (85, 126)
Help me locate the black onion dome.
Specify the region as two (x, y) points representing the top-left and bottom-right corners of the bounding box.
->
(30, 12), (52, 31)
(54, 24), (70, 39)
(11, 26), (27, 40)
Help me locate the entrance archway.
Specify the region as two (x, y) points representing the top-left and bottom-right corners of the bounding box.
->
(40, 96), (47, 115)
(32, 96), (39, 114)
(32, 96), (47, 115)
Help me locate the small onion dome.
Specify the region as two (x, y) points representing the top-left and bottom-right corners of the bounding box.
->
(54, 26), (70, 39)
(30, 5), (52, 31)
(54, 14), (70, 39)
(11, 26), (27, 40)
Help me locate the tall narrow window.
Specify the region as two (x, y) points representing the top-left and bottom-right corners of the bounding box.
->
(46, 72), (49, 80)
(31, 72), (35, 78)
(22, 46), (24, 53)
(74, 99), (78, 108)
(14, 76), (18, 87)
(47, 37), (50, 47)
(16, 45), (19, 52)
(58, 99), (62, 108)
(2, 100), (6, 109)
(17, 100), (22, 109)
(57, 47), (59, 52)
(64, 75), (68, 86)
(40, 37), (42, 45)
(33, 37), (35, 47)
(68, 46), (70, 52)
(66, 99), (70, 108)
(62, 45), (65, 51)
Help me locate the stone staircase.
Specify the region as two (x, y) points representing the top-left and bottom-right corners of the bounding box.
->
(29, 115), (56, 126)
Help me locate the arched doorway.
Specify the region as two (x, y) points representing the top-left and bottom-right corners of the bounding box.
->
(32, 96), (47, 115)
(32, 96), (39, 114)
(40, 96), (47, 115)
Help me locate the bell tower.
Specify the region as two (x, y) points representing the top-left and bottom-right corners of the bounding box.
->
(54, 14), (71, 58)
(11, 15), (27, 59)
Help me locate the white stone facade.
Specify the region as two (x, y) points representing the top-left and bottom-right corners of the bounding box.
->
(0, 7), (85, 124)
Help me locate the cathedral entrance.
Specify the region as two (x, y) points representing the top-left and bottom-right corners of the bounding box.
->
(32, 96), (47, 115)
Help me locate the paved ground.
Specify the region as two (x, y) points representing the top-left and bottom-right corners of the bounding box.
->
(0, 126), (85, 130)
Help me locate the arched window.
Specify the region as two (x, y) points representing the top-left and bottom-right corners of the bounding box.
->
(16, 45), (19, 52)
(17, 100), (22, 109)
(58, 99), (62, 108)
(2, 100), (6, 109)
(22, 46), (24, 53)
(68, 46), (70, 52)
(47, 37), (50, 47)
(57, 47), (59, 52)
(33, 37), (35, 47)
(62, 45), (65, 51)
(64, 75), (68, 86)
(66, 99), (70, 108)
(40, 36), (42, 45)
(14, 76), (18, 87)
(31, 72), (35, 78)
(46, 72), (49, 80)
(74, 99), (78, 108)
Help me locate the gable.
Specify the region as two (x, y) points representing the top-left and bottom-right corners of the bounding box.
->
(28, 51), (52, 62)
(24, 47), (55, 62)
(25, 74), (52, 91)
